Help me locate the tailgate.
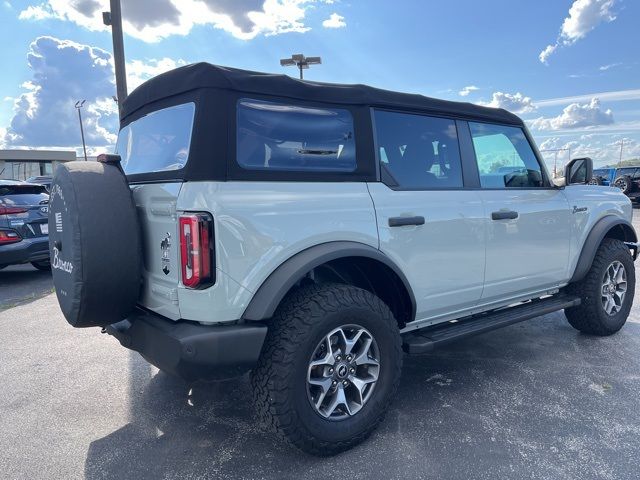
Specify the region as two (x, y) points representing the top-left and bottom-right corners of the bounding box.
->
(132, 182), (182, 320)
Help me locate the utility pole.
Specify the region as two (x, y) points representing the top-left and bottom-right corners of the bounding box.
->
(280, 54), (322, 80)
(103, 0), (127, 119)
(75, 100), (88, 161)
(619, 139), (625, 164)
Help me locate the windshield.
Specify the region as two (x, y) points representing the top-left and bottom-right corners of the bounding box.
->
(116, 102), (196, 175)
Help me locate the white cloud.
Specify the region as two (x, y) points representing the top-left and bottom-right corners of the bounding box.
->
(18, 4), (52, 20)
(322, 12), (345, 28)
(539, 0), (617, 64)
(19, 0), (318, 42)
(127, 57), (188, 91)
(2, 36), (118, 150)
(530, 98), (614, 131)
(534, 89), (640, 107)
(479, 92), (536, 114)
(458, 85), (479, 97)
(536, 135), (640, 167)
(599, 62), (622, 71)
(539, 44), (557, 64)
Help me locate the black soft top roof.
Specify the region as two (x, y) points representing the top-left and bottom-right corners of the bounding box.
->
(122, 62), (522, 126)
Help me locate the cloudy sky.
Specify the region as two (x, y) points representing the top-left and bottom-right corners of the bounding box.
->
(1, 0), (639, 167)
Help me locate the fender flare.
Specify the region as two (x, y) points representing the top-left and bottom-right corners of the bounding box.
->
(570, 215), (637, 283)
(241, 241), (416, 322)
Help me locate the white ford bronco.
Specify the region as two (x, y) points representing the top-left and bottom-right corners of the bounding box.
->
(48, 63), (637, 456)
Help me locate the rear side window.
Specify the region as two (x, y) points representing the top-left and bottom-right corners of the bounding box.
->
(117, 103), (195, 175)
(0, 185), (49, 206)
(373, 109), (463, 189)
(469, 122), (545, 188)
(236, 99), (356, 172)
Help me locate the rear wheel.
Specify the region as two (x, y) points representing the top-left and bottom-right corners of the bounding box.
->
(565, 238), (635, 335)
(251, 283), (402, 456)
(31, 260), (51, 271)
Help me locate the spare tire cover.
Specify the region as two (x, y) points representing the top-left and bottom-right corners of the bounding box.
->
(48, 161), (141, 328)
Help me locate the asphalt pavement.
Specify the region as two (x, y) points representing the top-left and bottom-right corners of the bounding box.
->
(2, 225), (640, 479)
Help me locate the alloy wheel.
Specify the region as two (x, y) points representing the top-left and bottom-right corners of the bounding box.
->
(307, 324), (380, 420)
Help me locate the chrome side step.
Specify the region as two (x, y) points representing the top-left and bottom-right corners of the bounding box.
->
(402, 294), (581, 355)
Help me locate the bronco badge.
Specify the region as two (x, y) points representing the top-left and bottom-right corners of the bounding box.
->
(161, 233), (171, 275)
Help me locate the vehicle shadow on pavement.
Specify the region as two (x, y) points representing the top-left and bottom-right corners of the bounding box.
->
(83, 314), (640, 480)
(0, 267), (53, 310)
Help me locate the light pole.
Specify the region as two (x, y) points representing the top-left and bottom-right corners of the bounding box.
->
(102, 0), (128, 119)
(280, 54), (322, 79)
(75, 100), (88, 161)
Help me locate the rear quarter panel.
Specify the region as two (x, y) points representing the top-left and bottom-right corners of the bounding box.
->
(176, 182), (379, 323)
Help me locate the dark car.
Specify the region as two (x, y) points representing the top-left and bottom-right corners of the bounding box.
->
(0, 182), (50, 270)
(26, 175), (53, 192)
(610, 167), (640, 201)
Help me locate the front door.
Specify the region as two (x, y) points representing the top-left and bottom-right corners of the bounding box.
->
(368, 110), (486, 322)
(467, 121), (572, 303)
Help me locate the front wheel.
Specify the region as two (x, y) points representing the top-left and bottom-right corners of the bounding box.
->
(251, 283), (402, 456)
(565, 238), (635, 335)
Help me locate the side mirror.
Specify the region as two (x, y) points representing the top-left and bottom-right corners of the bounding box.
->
(564, 157), (593, 185)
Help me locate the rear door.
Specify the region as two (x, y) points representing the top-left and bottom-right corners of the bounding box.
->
(467, 121), (572, 302)
(0, 183), (49, 239)
(367, 109), (486, 322)
(116, 102), (196, 320)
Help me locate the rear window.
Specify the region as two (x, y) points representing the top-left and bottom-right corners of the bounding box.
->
(236, 99), (356, 172)
(116, 103), (196, 175)
(0, 185), (49, 206)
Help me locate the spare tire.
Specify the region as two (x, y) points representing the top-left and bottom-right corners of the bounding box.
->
(48, 161), (141, 328)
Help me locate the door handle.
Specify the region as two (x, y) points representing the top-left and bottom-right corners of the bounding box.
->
(491, 210), (519, 221)
(389, 216), (425, 227)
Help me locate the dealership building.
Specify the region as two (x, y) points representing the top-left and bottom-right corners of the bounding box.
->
(0, 149), (76, 180)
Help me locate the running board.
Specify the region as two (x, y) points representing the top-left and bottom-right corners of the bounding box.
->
(402, 294), (581, 355)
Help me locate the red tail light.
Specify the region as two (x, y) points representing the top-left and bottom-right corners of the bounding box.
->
(0, 206), (28, 215)
(0, 230), (22, 245)
(179, 213), (214, 289)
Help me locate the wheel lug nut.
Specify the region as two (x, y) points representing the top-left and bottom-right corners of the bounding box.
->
(335, 355), (341, 361)
(328, 367), (334, 374)
(349, 368), (355, 374)
(342, 380), (349, 387)
(346, 355), (352, 361)
(332, 380), (337, 387)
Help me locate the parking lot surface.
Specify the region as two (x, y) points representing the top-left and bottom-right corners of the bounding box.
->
(0, 264), (52, 310)
(2, 220), (640, 479)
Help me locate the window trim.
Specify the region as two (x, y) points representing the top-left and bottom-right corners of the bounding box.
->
(371, 107), (469, 191)
(227, 94), (376, 182)
(466, 119), (555, 191)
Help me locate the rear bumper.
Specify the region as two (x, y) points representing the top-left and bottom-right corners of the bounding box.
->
(105, 308), (268, 380)
(0, 236), (49, 266)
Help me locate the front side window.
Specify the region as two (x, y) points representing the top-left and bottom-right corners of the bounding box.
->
(469, 122), (545, 188)
(116, 102), (196, 175)
(373, 110), (463, 189)
(237, 99), (356, 172)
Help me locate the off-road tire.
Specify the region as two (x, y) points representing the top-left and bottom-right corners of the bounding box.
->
(250, 283), (402, 456)
(613, 175), (633, 194)
(565, 238), (635, 335)
(588, 177), (603, 186)
(31, 260), (51, 271)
